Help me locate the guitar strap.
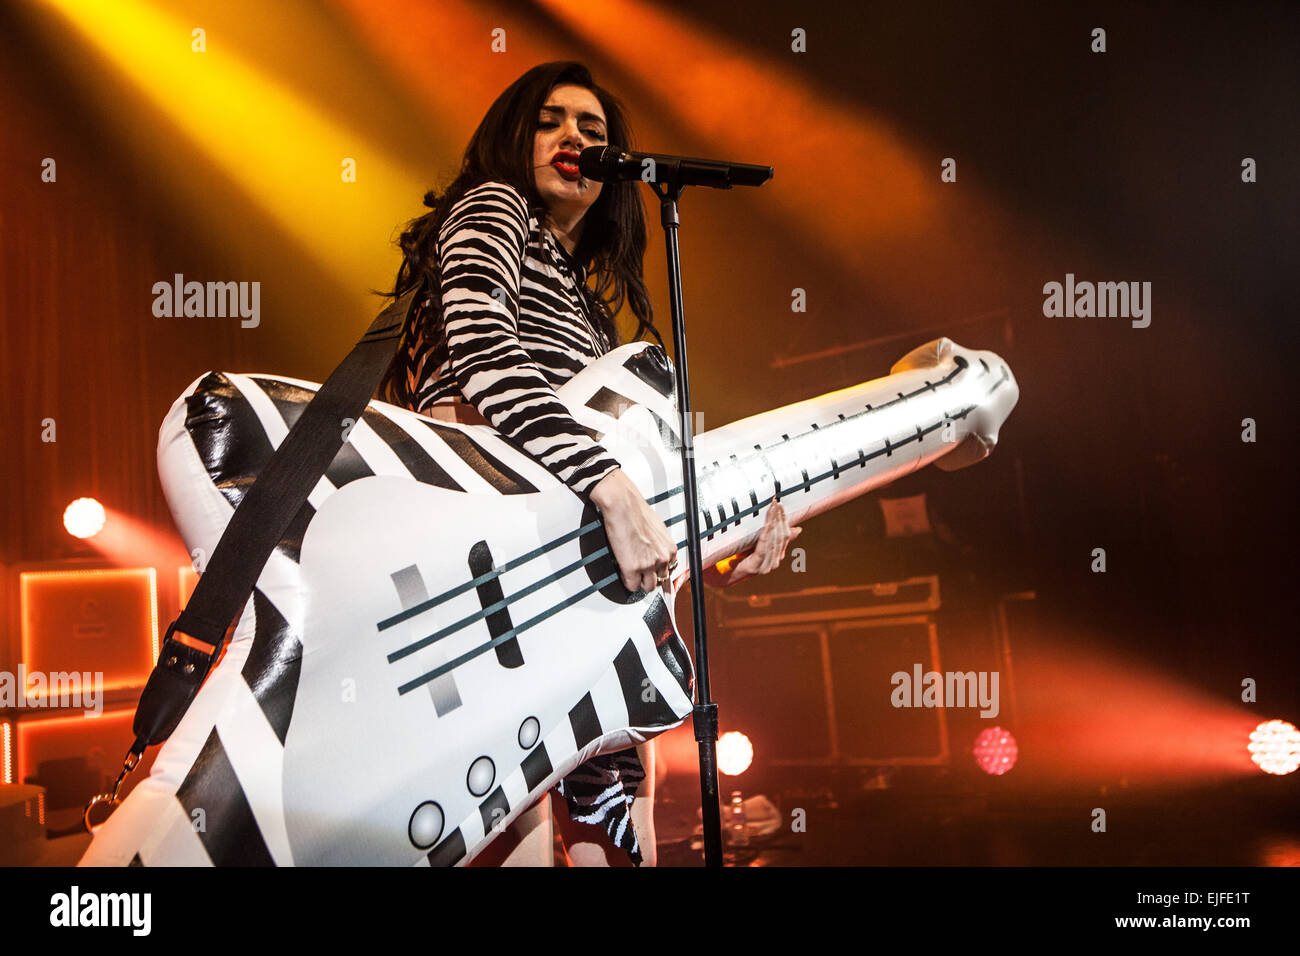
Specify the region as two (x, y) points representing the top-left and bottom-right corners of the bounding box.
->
(103, 282), (424, 804)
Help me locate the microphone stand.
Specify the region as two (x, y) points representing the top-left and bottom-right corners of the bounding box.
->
(645, 164), (722, 868)
(592, 144), (771, 867)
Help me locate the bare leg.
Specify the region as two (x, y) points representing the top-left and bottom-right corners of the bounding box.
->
(554, 740), (656, 867)
(469, 792), (554, 867)
(631, 739), (657, 868)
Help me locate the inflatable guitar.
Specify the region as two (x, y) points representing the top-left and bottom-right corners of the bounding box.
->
(79, 336), (1018, 866)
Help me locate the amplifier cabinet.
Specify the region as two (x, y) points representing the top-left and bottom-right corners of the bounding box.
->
(711, 574), (940, 629)
(15, 708), (158, 830)
(711, 608), (950, 768)
(0, 784), (45, 865)
(17, 567), (159, 699)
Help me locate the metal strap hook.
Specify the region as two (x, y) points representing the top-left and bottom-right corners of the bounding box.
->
(83, 746), (142, 833)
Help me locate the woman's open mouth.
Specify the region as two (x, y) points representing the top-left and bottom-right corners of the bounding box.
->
(552, 151), (582, 181)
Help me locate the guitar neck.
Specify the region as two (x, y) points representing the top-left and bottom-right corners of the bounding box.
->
(681, 341), (1017, 568)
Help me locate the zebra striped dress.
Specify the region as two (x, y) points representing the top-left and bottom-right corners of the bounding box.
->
(398, 180), (623, 500)
(393, 180), (650, 863)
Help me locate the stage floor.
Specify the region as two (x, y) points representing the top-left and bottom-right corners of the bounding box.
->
(17, 775), (1297, 867)
(655, 773), (1300, 867)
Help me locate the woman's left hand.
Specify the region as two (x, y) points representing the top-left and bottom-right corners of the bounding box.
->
(702, 501), (802, 588)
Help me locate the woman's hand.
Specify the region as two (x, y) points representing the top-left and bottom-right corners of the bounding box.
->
(702, 501), (802, 588)
(589, 468), (678, 594)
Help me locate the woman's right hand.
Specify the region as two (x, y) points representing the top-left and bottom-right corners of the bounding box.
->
(588, 468), (678, 594)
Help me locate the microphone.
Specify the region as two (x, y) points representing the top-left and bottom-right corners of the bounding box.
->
(578, 145), (773, 189)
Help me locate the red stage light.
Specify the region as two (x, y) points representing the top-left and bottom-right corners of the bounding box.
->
(1248, 720), (1300, 775)
(718, 731), (754, 776)
(1, 721), (11, 784)
(973, 727), (1018, 775)
(62, 497), (105, 539)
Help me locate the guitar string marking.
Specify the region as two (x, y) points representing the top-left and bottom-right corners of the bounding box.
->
(381, 358), (976, 633)
(389, 369), (1010, 692)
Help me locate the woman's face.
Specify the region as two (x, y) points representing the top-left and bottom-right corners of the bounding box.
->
(531, 83), (607, 224)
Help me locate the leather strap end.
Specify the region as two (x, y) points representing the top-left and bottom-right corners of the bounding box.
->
(132, 622), (220, 745)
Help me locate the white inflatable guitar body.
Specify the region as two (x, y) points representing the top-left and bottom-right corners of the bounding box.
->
(79, 337), (1018, 866)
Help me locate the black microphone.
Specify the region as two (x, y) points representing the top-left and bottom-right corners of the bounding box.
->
(578, 145), (773, 189)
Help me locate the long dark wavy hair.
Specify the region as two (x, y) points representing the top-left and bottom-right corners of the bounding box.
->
(375, 61), (660, 408)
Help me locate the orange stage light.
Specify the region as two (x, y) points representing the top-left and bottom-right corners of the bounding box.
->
(1, 720), (12, 785)
(1248, 720), (1300, 776)
(62, 498), (106, 539)
(718, 730), (754, 776)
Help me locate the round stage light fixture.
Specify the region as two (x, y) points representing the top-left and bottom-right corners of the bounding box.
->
(63, 497), (106, 539)
(973, 726), (1018, 775)
(717, 731), (754, 776)
(1248, 719), (1300, 775)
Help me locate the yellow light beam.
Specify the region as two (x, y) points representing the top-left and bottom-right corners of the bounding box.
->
(32, 0), (428, 301)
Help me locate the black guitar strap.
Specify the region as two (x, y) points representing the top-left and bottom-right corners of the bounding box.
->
(87, 282), (424, 823)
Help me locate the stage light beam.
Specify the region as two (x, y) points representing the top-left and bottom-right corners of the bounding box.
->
(30, 0), (425, 303)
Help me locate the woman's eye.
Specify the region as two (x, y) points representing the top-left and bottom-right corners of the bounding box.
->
(538, 120), (604, 140)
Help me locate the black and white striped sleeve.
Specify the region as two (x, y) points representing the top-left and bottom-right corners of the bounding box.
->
(436, 181), (622, 499)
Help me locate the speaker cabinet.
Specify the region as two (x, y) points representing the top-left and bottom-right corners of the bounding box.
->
(0, 784), (45, 865)
(16, 708), (158, 829)
(827, 616), (949, 762)
(710, 577), (949, 767)
(19, 568), (159, 696)
(712, 623), (835, 762)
